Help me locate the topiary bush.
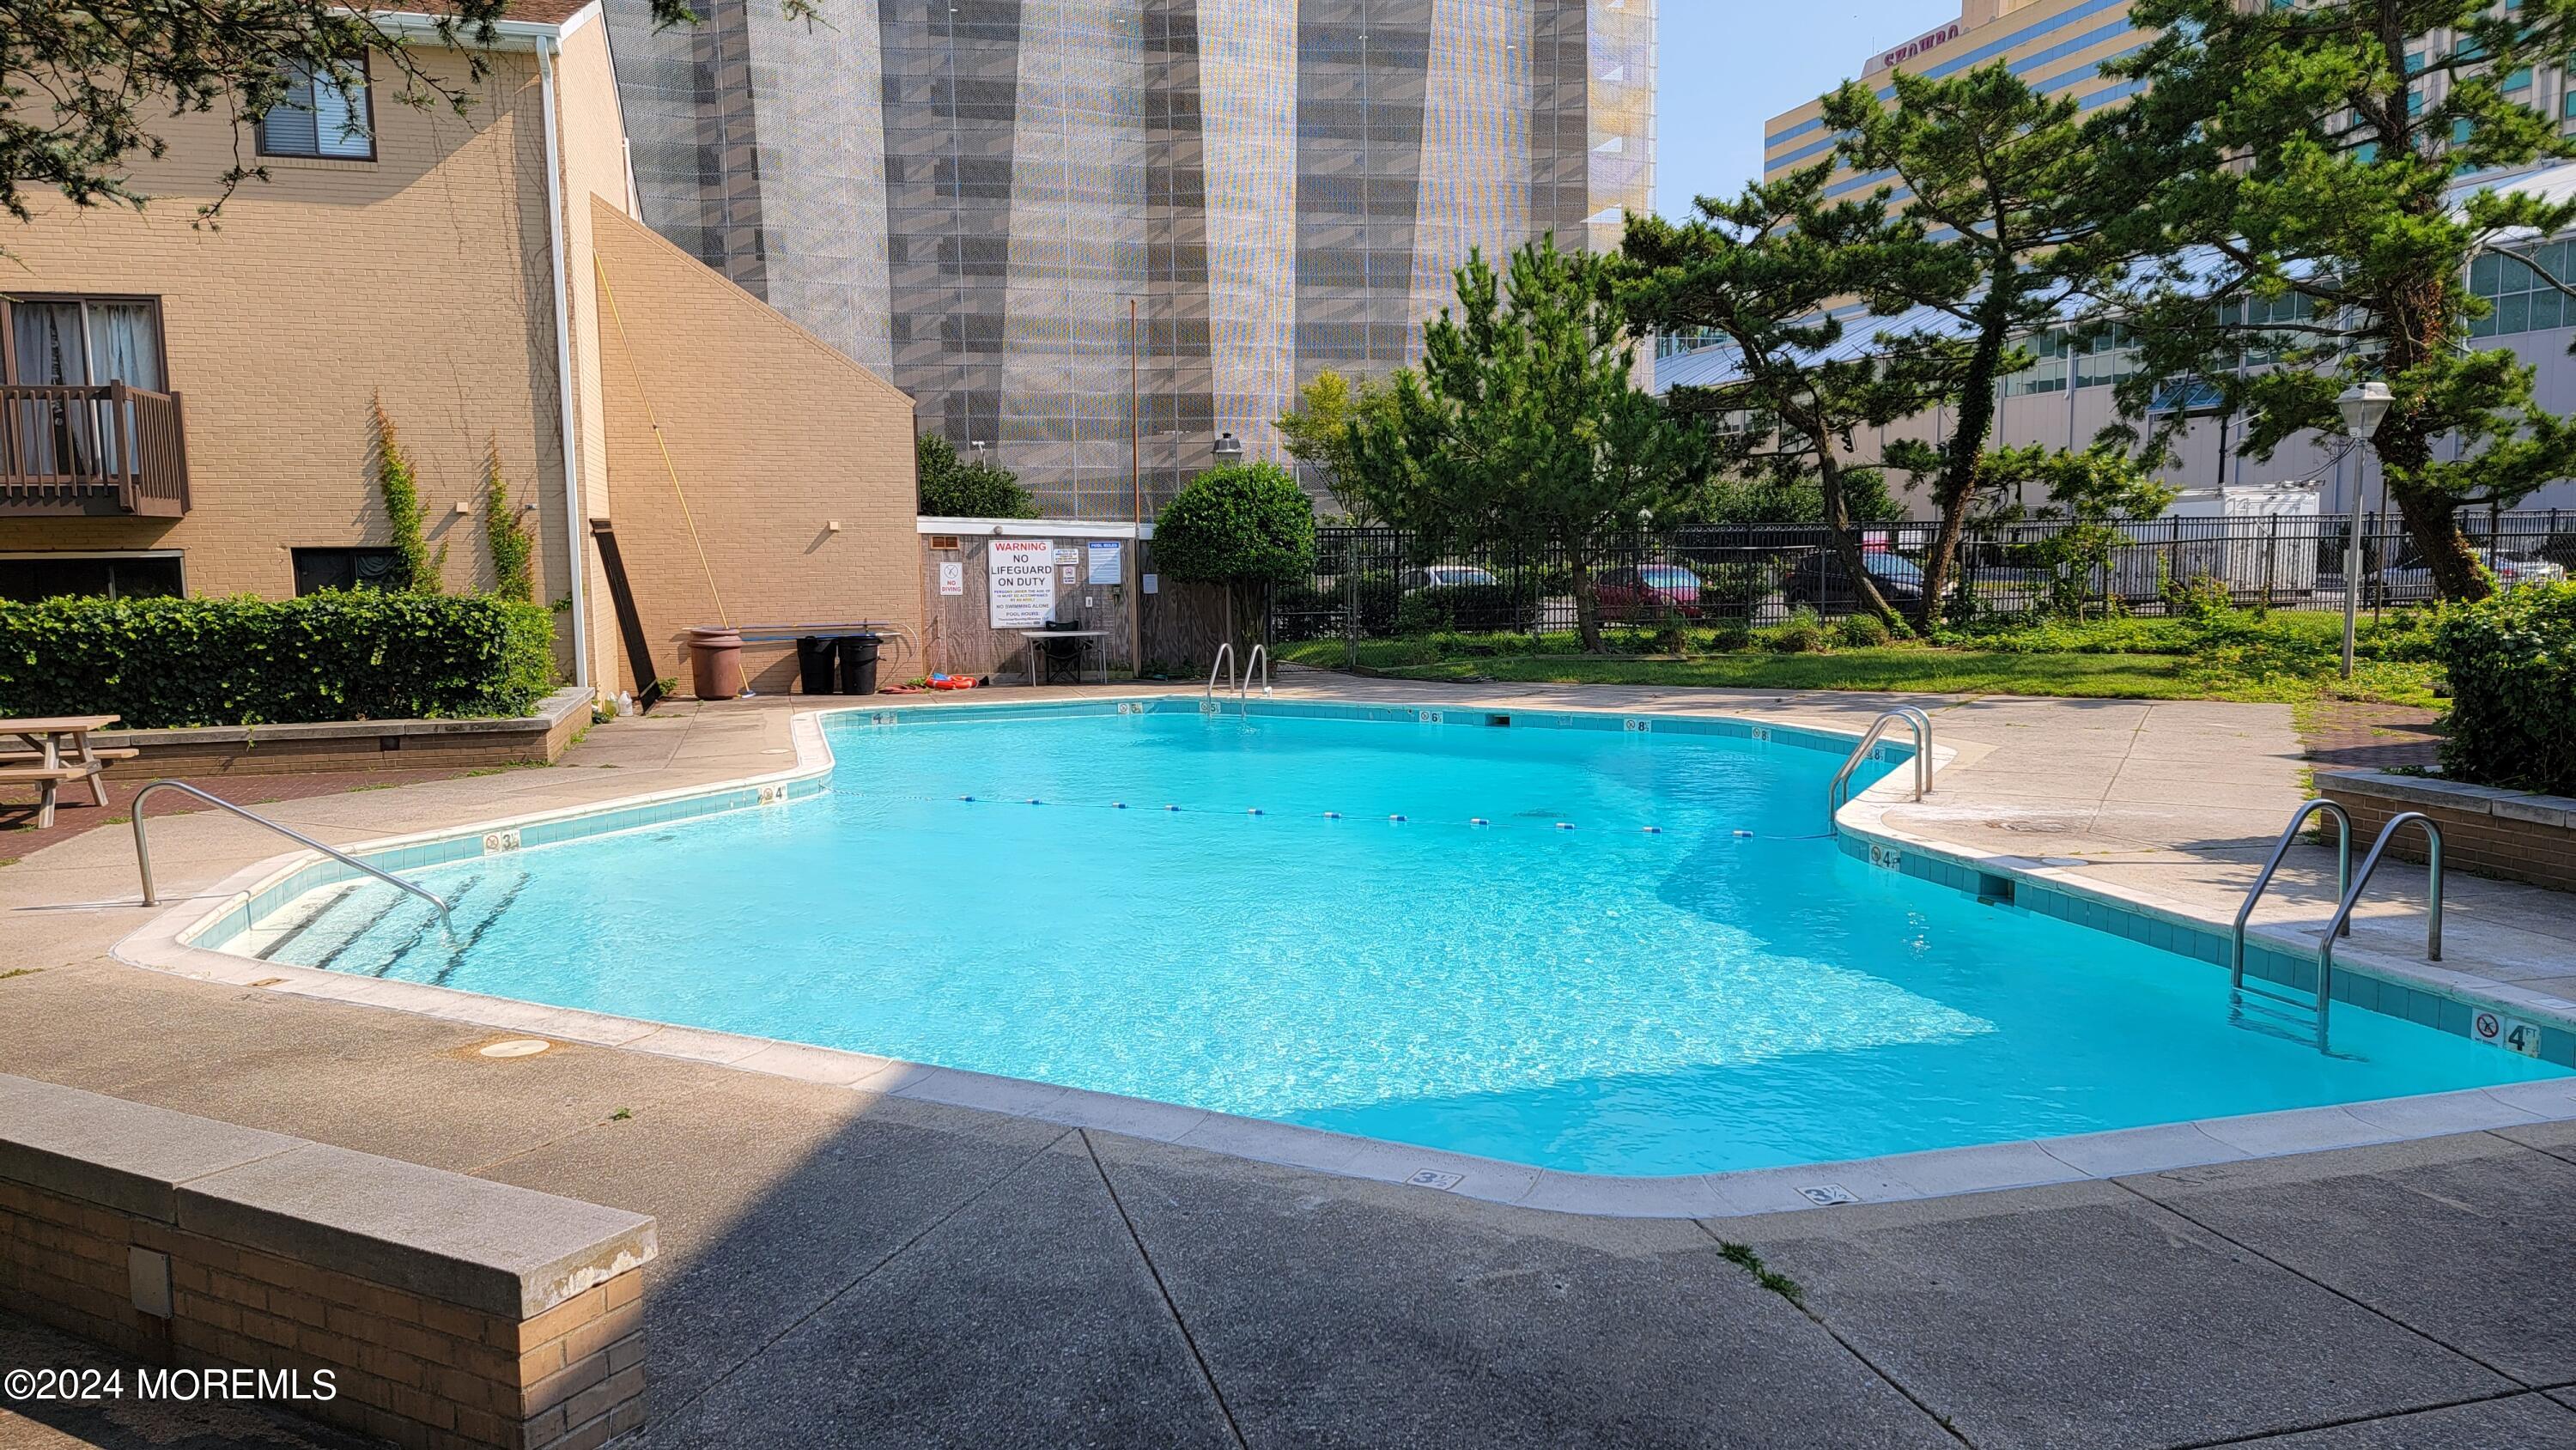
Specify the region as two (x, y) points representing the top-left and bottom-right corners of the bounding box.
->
(0, 592), (557, 728)
(1154, 462), (1317, 640)
(2436, 581), (2576, 794)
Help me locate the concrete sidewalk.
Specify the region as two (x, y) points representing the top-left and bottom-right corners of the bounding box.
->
(6, 685), (2576, 1448)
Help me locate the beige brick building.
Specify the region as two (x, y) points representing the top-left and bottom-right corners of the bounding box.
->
(0, 1), (922, 698)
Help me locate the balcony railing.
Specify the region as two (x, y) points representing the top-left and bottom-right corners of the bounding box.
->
(0, 383), (191, 517)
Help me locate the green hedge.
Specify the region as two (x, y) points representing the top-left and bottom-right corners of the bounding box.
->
(1394, 582), (1536, 634)
(2436, 582), (2576, 795)
(0, 592), (557, 728)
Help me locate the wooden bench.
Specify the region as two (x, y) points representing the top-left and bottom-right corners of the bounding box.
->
(0, 745), (137, 765)
(0, 761), (104, 828)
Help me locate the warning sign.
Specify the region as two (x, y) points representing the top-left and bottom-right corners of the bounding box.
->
(987, 539), (1056, 628)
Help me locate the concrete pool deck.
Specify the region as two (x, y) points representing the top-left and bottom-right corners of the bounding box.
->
(9, 681), (2576, 1447)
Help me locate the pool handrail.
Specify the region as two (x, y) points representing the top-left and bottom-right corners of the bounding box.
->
(1206, 643), (1236, 701)
(1240, 645), (1271, 712)
(131, 780), (453, 936)
(1826, 707), (1933, 823)
(2231, 799), (2353, 994)
(2313, 811), (2445, 1031)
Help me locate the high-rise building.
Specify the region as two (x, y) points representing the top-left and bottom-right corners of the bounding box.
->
(605, 1), (1656, 516)
(1761, 0), (2142, 191)
(1709, 0), (2576, 517)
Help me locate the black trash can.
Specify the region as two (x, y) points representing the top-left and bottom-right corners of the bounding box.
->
(796, 635), (839, 695)
(838, 632), (883, 695)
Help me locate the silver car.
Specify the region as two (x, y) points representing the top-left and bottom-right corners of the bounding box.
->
(2372, 551), (2568, 597)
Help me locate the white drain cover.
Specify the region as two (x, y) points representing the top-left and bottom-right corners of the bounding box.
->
(478, 1039), (552, 1059)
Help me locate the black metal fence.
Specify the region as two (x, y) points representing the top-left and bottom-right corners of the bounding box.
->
(1271, 513), (2576, 642)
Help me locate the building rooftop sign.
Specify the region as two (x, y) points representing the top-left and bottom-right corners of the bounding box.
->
(1869, 20), (1965, 75)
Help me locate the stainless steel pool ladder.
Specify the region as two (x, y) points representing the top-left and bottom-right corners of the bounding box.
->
(1206, 643), (1237, 701)
(2231, 802), (2442, 1029)
(1239, 645), (1272, 713)
(1826, 707), (1934, 820)
(131, 780), (453, 935)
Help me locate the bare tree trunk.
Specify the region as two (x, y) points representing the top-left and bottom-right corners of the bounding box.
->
(1819, 453), (1901, 628)
(2377, 254), (2494, 603)
(1914, 291), (2014, 633)
(2388, 474), (2493, 603)
(1569, 543), (1604, 652)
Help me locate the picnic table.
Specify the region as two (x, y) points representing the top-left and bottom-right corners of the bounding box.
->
(0, 716), (130, 828)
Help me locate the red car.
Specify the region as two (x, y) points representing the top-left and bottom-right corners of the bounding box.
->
(1595, 564), (1703, 620)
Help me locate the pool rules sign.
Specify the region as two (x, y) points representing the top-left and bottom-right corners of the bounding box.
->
(987, 539), (1056, 628)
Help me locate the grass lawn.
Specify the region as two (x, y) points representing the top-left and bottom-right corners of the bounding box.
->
(1273, 627), (2445, 707)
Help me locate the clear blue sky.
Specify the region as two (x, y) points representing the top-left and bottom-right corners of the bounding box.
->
(1655, 1), (1958, 220)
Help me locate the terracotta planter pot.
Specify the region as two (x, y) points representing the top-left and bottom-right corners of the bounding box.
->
(688, 626), (744, 701)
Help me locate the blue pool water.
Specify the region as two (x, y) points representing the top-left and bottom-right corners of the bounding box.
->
(257, 705), (2565, 1176)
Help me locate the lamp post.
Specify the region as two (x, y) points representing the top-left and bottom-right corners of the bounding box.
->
(2337, 380), (2394, 679)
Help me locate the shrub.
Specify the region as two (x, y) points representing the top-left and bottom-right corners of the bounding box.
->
(1834, 612), (1893, 649)
(1272, 573), (1400, 640)
(1394, 583), (1534, 634)
(1704, 619), (1754, 652)
(2436, 582), (2576, 793)
(1767, 606), (1829, 654)
(2162, 571), (2236, 623)
(916, 434), (1040, 519)
(0, 592), (556, 728)
(2362, 606), (2447, 664)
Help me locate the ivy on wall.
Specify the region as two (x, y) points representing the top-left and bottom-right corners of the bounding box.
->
(482, 438), (535, 602)
(371, 395), (446, 593)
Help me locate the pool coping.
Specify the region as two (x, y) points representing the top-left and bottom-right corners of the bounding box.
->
(109, 695), (2576, 1222)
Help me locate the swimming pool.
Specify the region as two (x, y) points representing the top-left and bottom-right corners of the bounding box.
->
(238, 701), (2565, 1178)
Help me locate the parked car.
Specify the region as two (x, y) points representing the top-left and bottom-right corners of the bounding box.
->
(1783, 549), (1927, 612)
(1594, 564), (1704, 620)
(2372, 550), (2567, 599)
(1399, 565), (1499, 590)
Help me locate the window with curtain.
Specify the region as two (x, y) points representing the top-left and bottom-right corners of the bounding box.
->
(258, 59), (374, 160)
(4, 297), (163, 388)
(3, 296), (165, 478)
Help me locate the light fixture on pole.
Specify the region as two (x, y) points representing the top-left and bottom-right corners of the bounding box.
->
(2336, 380), (2394, 679)
(1212, 431), (1244, 460)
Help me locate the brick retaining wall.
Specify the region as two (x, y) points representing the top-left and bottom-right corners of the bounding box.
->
(2318, 770), (2576, 894)
(98, 688), (592, 776)
(0, 1075), (654, 1450)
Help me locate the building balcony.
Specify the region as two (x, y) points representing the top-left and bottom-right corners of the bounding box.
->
(0, 384), (191, 518)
